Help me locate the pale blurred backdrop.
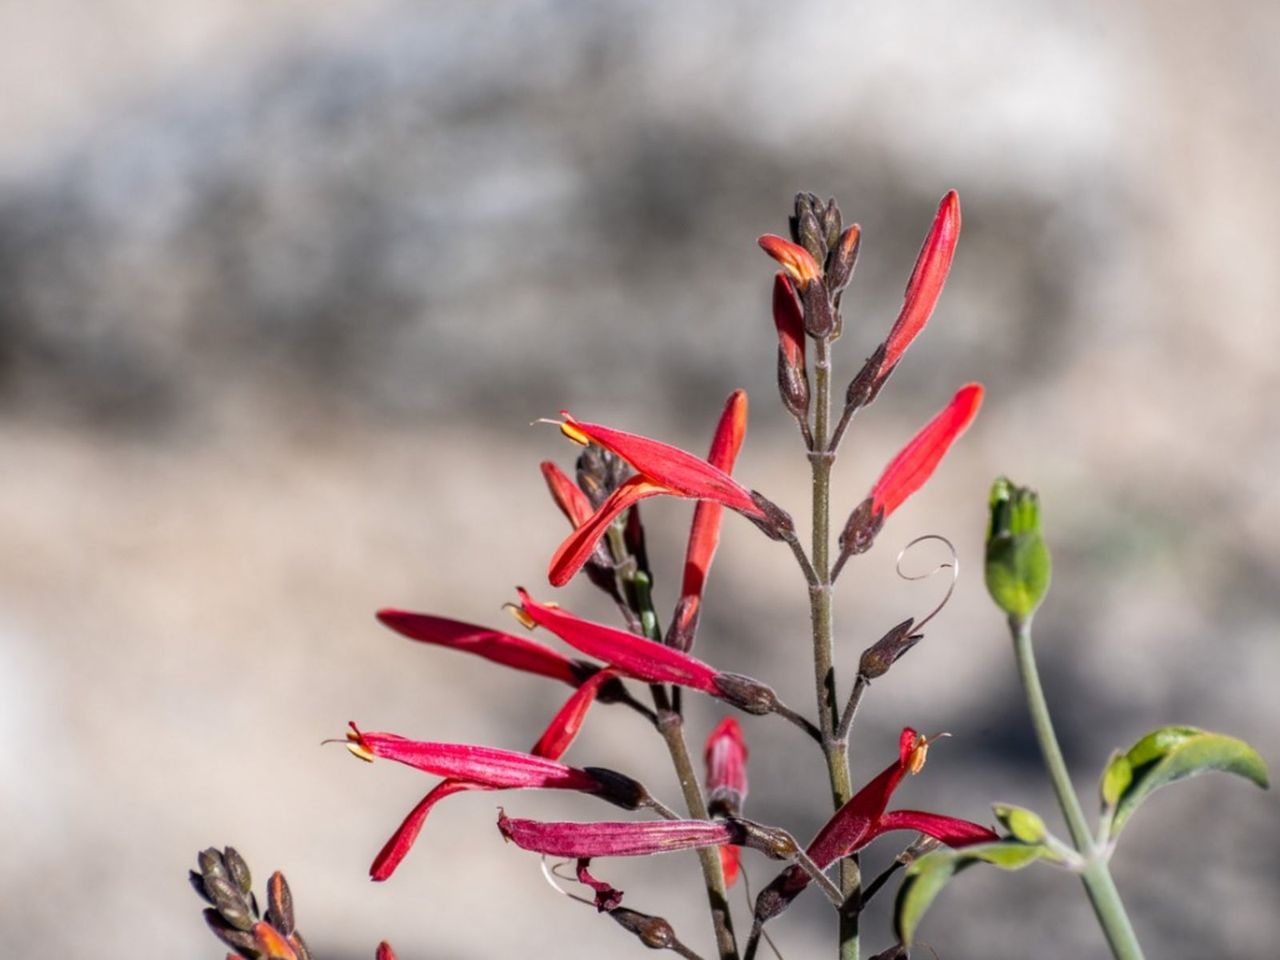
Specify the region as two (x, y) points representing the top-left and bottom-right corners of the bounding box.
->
(1, 2), (1277, 958)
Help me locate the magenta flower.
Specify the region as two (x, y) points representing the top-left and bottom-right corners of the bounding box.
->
(498, 813), (737, 858)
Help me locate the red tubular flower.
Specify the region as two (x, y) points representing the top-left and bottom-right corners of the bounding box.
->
(757, 234), (822, 290)
(704, 716), (749, 886)
(375, 610), (583, 687)
(369, 670), (618, 881)
(518, 589), (721, 693)
(375, 944), (397, 960)
(840, 383), (984, 558)
(772, 274), (806, 370)
(498, 813), (736, 858)
(548, 412), (764, 587)
(540, 460), (595, 529)
(672, 390), (748, 647)
(753, 728), (996, 920)
(878, 190), (961, 378)
(344, 723), (603, 791)
(871, 383), (983, 517)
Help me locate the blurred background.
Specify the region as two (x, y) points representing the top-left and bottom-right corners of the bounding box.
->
(1, 1), (1277, 957)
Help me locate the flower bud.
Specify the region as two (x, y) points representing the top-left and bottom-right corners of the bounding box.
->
(984, 477), (1052, 624)
(991, 802), (1047, 844)
(858, 617), (921, 680)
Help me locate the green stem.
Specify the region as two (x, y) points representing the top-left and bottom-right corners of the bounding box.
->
(1011, 619), (1145, 960)
(658, 715), (738, 960)
(809, 336), (858, 960)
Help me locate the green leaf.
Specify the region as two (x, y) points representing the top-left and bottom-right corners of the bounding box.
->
(894, 841), (1050, 945)
(1107, 725), (1270, 839)
(991, 803), (1048, 844)
(1100, 750), (1133, 809)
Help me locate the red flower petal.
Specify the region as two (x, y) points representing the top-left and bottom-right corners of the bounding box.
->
(376, 943), (398, 960)
(558, 412), (763, 517)
(541, 460), (595, 529)
(548, 476), (666, 587)
(252, 922), (298, 960)
(530, 668), (618, 759)
(375, 610), (582, 686)
(678, 391), (749, 631)
(719, 844), (742, 887)
(346, 724), (601, 791)
(370, 779), (478, 881)
(757, 234), (822, 290)
(878, 190), (961, 377)
(704, 716), (748, 817)
(498, 813), (735, 858)
(771, 275), (805, 369)
(873, 809), (997, 846)
(518, 590), (721, 693)
(369, 671), (615, 881)
(869, 383), (983, 517)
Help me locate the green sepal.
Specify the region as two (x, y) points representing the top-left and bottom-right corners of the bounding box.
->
(1106, 725), (1270, 839)
(894, 841), (1051, 945)
(991, 803), (1048, 844)
(1100, 750), (1133, 809)
(984, 477), (1051, 622)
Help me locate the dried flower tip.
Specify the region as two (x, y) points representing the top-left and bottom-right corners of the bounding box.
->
(576, 859), (624, 911)
(711, 672), (780, 716)
(266, 872), (295, 936)
(758, 234), (822, 290)
(610, 908), (679, 950)
(858, 618), (921, 680)
(747, 491), (795, 542)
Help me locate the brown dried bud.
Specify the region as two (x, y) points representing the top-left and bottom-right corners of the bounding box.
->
(821, 198), (842, 253)
(204, 909), (258, 955)
(609, 908), (678, 950)
(826, 224), (862, 295)
(844, 344), (887, 414)
(839, 497), (884, 559)
(266, 872), (295, 937)
(799, 281), (835, 339)
(712, 672), (780, 716)
(858, 618), (922, 680)
(584, 767), (648, 810)
(223, 847), (253, 895)
(731, 818), (798, 861)
(747, 491), (795, 542)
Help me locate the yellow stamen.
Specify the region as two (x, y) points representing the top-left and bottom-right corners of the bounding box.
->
(505, 603), (537, 630)
(559, 422), (591, 446)
(907, 736), (929, 774)
(346, 733), (376, 763)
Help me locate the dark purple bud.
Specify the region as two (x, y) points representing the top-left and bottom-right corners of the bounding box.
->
(223, 847), (253, 894)
(800, 281), (835, 339)
(747, 491), (796, 543)
(858, 618), (921, 680)
(583, 767), (648, 810)
(794, 201), (826, 264)
(204, 909), (258, 955)
(821, 198), (842, 253)
(203, 874), (253, 932)
(265, 872), (295, 937)
(826, 224), (862, 295)
(712, 673), (780, 716)
(839, 497), (885, 559)
(844, 344), (888, 413)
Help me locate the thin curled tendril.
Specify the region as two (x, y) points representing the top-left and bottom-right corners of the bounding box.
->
(895, 533), (959, 634)
(539, 856), (596, 908)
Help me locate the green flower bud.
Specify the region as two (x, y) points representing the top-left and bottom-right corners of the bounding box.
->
(991, 802), (1048, 844)
(984, 477), (1051, 624)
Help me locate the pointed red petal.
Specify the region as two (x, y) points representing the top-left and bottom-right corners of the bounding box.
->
(376, 943), (398, 960)
(757, 234), (822, 289)
(370, 779), (481, 881)
(806, 727), (922, 868)
(704, 716), (748, 817)
(869, 383), (983, 517)
(498, 814), (735, 858)
(252, 922), (298, 960)
(679, 391), (749, 624)
(719, 844), (741, 887)
(530, 668), (618, 759)
(559, 413), (763, 517)
(376, 610), (581, 686)
(873, 809), (998, 847)
(878, 191), (961, 376)
(348, 726), (601, 791)
(548, 476), (666, 587)
(541, 461), (595, 529)
(518, 590), (721, 693)
(772, 275), (805, 369)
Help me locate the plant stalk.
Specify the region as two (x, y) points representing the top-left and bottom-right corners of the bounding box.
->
(1011, 618), (1145, 960)
(809, 335), (859, 960)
